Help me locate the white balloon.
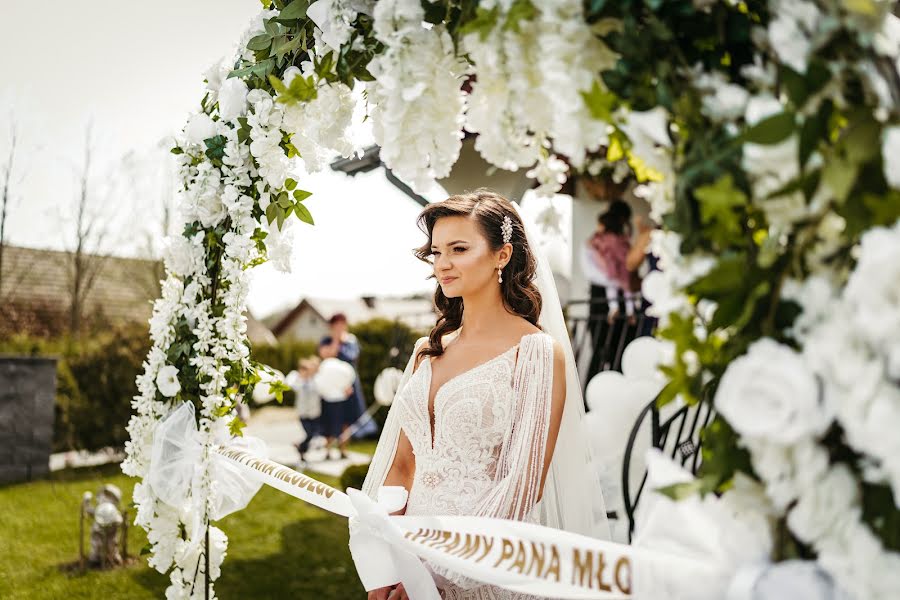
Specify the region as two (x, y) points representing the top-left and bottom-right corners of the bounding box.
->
(622, 336), (665, 381)
(584, 370), (627, 412)
(314, 358), (357, 402)
(374, 367), (404, 406)
(252, 368), (285, 404)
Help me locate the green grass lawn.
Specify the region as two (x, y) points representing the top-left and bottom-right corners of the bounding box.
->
(0, 450), (372, 600)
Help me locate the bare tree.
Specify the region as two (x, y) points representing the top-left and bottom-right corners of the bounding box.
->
(66, 123), (111, 338)
(0, 117), (17, 296)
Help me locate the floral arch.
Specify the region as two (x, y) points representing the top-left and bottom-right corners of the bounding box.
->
(124, 0), (900, 598)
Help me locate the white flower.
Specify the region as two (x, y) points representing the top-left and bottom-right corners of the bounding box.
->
(163, 235), (204, 278)
(368, 1), (467, 191)
(787, 464), (859, 544)
(767, 0), (821, 74)
(526, 153), (568, 198)
(742, 94), (799, 201)
(266, 220), (294, 273)
(715, 338), (831, 444)
(693, 69), (750, 122)
(781, 275), (838, 341)
(184, 113), (217, 146)
(844, 221), (900, 352)
(307, 0), (367, 51)
(156, 365), (181, 397)
(882, 126), (900, 189)
(218, 77), (249, 122)
(745, 437), (829, 511)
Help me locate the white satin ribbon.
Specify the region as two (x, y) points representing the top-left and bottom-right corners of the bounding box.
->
(148, 404), (758, 600)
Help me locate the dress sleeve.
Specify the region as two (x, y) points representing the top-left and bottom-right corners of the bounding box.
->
(360, 336), (429, 499)
(472, 332), (555, 521)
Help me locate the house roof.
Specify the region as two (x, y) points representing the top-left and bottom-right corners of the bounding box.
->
(270, 295), (435, 338)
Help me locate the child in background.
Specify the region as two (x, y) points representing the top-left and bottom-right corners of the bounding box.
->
(290, 356), (323, 465)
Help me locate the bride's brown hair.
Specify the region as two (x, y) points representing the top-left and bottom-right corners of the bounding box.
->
(413, 189), (542, 363)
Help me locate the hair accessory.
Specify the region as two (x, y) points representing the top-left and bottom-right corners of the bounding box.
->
(500, 214), (513, 244)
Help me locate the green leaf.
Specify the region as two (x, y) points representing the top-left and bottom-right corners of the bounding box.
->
(458, 6), (500, 41)
(247, 34), (272, 52)
(504, 0), (537, 33)
(294, 202), (315, 225)
(271, 72), (318, 105)
(170, 147), (184, 155)
(799, 103), (831, 167)
(263, 18), (280, 37)
(284, 177), (297, 191)
(690, 253), (747, 298)
(276, 191), (292, 209)
(265, 202), (278, 225)
(743, 112), (795, 145)
(694, 174), (747, 247)
(203, 135), (227, 160)
(278, 0), (309, 20)
(581, 79), (617, 122)
(228, 416), (246, 437)
(656, 474), (719, 500)
(822, 155), (858, 202)
(292, 189), (312, 202)
(140, 543), (152, 556)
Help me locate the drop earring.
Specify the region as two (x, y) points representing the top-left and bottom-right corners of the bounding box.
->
(498, 265), (503, 284)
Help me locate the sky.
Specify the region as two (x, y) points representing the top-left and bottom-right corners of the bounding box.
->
(0, 0), (446, 318)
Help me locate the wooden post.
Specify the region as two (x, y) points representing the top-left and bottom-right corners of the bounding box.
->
(121, 510), (129, 561)
(205, 522), (210, 600)
(78, 503), (85, 571)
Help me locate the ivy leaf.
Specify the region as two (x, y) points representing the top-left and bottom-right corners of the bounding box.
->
(269, 73), (318, 104)
(278, 0), (309, 20)
(581, 79), (617, 122)
(294, 201), (315, 225)
(228, 416), (246, 437)
(203, 135), (227, 160)
(694, 174), (746, 247)
(742, 112), (795, 145)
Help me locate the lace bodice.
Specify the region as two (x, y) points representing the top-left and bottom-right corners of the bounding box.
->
(388, 331), (553, 600)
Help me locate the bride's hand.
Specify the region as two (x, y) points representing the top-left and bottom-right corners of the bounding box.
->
(367, 586), (391, 600)
(387, 583), (409, 600)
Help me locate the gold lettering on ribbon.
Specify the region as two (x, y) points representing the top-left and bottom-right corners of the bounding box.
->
(454, 534), (481, 560)
(526, 542), (545, 578)
(614, 556), (632, 595)
(572, 549), (593, 588)
(477, 536), (494, 563)
(215, 446), (337, 500)
(510, 541), (528, 574)
(545, 545), (561, 582)
(494, 538), (515, 568)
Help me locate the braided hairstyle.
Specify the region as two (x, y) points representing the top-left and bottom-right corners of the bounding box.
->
(412, 189), (541, 363)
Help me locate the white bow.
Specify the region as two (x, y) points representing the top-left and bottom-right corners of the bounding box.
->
(148, 401), (267, 520)
(347, 487), (442, 600)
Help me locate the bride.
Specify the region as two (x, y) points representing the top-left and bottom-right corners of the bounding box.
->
(361, 189), (609, 600)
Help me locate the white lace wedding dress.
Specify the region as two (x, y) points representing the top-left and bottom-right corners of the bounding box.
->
(365, 330), (557, 600)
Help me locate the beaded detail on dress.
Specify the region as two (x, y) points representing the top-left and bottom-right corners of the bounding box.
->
(392, 332), (553, 600)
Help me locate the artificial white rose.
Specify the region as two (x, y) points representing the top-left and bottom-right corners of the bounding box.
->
(715, 338), (831, 444)
(218, 77), (249, 122)
(746, 437), (829, 511)
(155, 365), (181, 397)
(184, 113), (217, 146)
(787, 464), (859, 544)
(844, 221), (900, 351)
(882, 126), (900, 189)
